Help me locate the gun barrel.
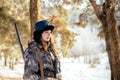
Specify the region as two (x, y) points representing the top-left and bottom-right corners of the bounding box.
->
(14, 23), (24, 57)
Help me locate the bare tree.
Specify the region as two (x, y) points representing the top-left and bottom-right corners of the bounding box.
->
(30, 0), (41, 40)
(89, 0), (120, 80)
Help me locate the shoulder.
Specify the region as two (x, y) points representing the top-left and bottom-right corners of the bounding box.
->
(24, 41), (37, 58)
(27, 41), (43, 49)
(25, 41), (37, 52)
(28, 41), (37, 48)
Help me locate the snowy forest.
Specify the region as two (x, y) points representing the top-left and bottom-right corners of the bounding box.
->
(0, 0), (120, 80)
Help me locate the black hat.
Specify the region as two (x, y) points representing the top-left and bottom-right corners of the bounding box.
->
(34, 20), (54, 32)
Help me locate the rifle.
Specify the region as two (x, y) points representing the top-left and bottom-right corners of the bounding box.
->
(14, 23), (45, 80)
(14, 23), (24, 59)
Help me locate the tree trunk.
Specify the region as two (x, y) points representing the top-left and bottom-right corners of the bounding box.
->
(30, 0), (40, 40)
(4, 53), (8, 66)
(9, 58), (14, 70)
(4, 55), (7, 66)
(89, 0), (120, 80)
(104, 1), (120, 79)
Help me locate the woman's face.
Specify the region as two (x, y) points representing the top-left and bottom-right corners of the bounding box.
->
(41, 30), (52, 42)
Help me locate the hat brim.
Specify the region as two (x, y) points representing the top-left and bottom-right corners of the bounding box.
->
(43, 25), (54, 31)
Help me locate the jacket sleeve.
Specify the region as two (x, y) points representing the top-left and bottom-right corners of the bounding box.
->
(24, 47), (39, 73)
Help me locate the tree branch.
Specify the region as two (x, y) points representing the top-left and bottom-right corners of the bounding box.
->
(89, 0), (101, 19)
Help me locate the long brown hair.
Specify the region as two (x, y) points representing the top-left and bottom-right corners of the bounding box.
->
(33, 30), (58, 57)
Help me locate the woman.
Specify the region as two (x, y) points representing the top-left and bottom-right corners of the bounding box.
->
(23, 20), (61, 80)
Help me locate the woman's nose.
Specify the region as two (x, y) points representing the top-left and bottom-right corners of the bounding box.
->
(48, 32), (51, 36)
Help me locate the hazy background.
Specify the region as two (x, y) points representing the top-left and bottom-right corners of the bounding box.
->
(0, 0), (119, 80)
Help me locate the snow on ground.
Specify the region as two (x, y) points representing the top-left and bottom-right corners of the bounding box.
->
(61, 55), (110, 80)
(0, 53), (110, 80)
(0, 59), (24, 78)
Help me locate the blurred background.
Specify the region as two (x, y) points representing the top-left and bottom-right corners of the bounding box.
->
(0, 0), (119, 80)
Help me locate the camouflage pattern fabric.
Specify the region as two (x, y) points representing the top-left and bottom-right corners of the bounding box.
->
(23, 41), (60, 80)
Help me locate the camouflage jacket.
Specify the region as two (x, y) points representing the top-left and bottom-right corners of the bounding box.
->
(23, 41), (61, 80)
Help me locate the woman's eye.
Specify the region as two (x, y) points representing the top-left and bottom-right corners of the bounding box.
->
(45, 31), (48, 33)
(45, 31), (51, 33)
